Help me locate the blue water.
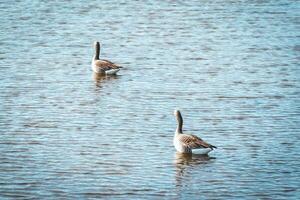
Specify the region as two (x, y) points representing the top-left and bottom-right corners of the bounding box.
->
(0, 0), (300, 199)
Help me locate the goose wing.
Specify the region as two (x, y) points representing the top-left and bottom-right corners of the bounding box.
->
(101, 59), (122, 68)
(94, 60), (121, 70)
(178, 134), (216, 150)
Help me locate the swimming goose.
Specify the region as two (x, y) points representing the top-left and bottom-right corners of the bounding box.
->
(173, 110), (216, 154)
(91, 41), (122, 75)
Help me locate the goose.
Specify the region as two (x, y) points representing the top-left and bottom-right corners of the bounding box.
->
(173, 110), (216, 154)
(91, 41), (122, 75)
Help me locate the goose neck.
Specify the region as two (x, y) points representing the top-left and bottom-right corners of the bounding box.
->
(176, 113), (183, 134)
(94, 43), (100, 60)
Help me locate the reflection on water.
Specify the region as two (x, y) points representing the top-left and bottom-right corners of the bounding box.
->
(92, 72), (119, 87)
(174, 153), (214, 180)
(174, 153), (218, 198)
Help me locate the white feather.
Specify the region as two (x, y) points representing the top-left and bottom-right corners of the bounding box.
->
(192, 148), (212, 155)
(105, 68), (120, 75)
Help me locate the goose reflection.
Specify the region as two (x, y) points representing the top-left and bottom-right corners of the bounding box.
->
(174, 153), (215, 186)
(92, 72), (119, 87)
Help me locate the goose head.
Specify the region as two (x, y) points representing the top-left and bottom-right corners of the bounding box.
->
(174, 110), (181, 117)
(94, 41), (100, 51)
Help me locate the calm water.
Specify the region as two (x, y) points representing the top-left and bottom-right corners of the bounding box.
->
(1, 0), (300, 199)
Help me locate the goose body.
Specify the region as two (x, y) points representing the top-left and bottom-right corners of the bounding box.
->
(91, 41), (122, 75)
(173, 110), (216, 154)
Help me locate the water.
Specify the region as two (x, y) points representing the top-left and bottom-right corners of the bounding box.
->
(0, 0), (300, 199)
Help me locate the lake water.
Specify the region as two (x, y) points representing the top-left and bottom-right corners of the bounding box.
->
(0, 0), (299, 199)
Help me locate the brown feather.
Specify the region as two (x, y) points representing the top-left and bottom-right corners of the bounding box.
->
(94, 60), (121, 70)
(101, 59), (122, 67)
(178, 134), (216, 150)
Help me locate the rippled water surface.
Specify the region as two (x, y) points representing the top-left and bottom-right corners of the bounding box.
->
(1, 0), (300, 199)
